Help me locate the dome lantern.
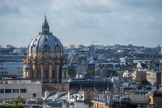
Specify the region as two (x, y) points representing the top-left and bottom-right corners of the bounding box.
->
(41, 15), (51, 35)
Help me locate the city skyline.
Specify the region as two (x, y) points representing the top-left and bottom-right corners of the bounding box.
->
(0, 0), (162, 47)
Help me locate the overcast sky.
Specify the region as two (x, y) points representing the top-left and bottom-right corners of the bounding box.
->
(0, 0), (162, 47)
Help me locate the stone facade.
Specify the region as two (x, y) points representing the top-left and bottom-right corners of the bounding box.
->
(146, 71), (157, 85)
(24, 52), (68, 82)
(92, 101), (109, 108)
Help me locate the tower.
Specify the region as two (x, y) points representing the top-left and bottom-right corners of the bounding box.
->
(23, 16), (68, 83)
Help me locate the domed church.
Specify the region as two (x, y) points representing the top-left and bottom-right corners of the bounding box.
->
(23, 16), (68, 83)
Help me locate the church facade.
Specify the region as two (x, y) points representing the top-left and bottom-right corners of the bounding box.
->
(23, 16), (68, 83)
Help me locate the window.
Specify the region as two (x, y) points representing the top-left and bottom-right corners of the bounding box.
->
(0, 89), (4, 93)
(5, 89), (11, 93)
(33, 93), (36, 97)
(13, 89), (19, 93)
(20, 89), (26, 93)
(44, 70), (48, 79)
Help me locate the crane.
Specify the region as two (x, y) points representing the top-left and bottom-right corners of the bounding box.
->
(91, 40), (98, 45)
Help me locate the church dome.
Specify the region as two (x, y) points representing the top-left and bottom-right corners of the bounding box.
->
(28, 16), (63, 53)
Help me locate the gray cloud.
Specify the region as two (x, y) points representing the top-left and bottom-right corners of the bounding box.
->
(0, 0), (162, 47)
(0, 4), (19, 15)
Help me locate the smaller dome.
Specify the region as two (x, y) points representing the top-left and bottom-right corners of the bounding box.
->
(24, 64), (30, 71)
(153, 90), (162, 97)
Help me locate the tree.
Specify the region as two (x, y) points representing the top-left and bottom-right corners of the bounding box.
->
(0, 96), (25, 108)
(87, 68), (95, 76)
(10, 96), (25, 108)
(140, 79), (151, 85)
(118, 72), (123, 78)
(68, 66), (75, 78)
(138, 79), (151, 89)
(106, 69), (117, 77)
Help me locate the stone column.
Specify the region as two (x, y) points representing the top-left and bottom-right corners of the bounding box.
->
(33, 64), (37, 79)
(23, 69), (26, 78)
(41, 64), (44, 81)
(28, 71), (30, 79)
(23, 71), (25, 78)
(26, 71), (28, 78)
(25, 71), (27, 78)
(49, 63), (52, 82)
